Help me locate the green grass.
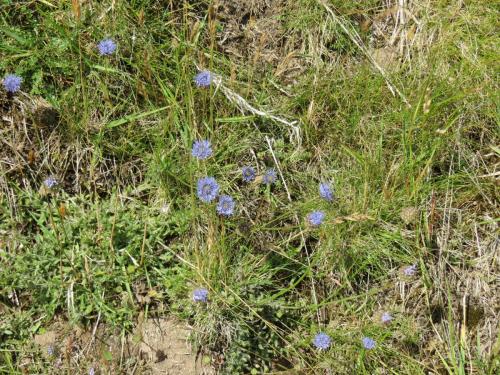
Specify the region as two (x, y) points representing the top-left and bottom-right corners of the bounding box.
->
(0, 1), (498, 374)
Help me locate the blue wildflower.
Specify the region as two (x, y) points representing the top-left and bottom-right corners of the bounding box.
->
(241, 166), (256, 182)
(262, 168), (277, 185)
(216, 195), (235, 216)
(313, 332), (331, 350)
(194, 71), (213, 88)
(307, 211), (325, 226)
(197, 177), (219, 203)
(3, 74), (22, 93)
(362, 337), (376, 350)
(319, 182), (334, 202)
(192, 288), (208, 302)
(403, 264), (417, 276)
(44, 176), (58, 189)
(47, 345), (54, 356)
(89, 368), (95, 375)
(191, 140), (212, 160)
(381, 312), (393, 324)
(97, 38), (116, 55)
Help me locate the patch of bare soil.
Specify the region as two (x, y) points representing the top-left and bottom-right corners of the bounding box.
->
(134, 317), (212, 375)
(29, 317), (213, 374)
(33, 329), (58, 349)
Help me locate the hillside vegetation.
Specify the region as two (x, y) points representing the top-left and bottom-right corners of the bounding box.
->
(0, 1), (498, 374)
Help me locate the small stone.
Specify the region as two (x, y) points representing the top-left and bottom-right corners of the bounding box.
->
(400, 207), (418, 225)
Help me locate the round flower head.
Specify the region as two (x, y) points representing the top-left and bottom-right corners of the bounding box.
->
(192, 288), (208, 303)
(262, 168), (277, 185)
(313, 332), (331, 350)
(197, 177), (219, 203)
(89, 368), (95, 375)
(362, 337), (376, 350)
(241, 166), (256, 183)
(319, 182), (334, 202)
(191, 140), (212, 160)
(43, 176), (58, 189)
(194, 71), (213, 88)
(3, 74), (22, 93)
(307, 210), (325, 226)
(381, 312), (393, 324)
(97, 38), (116, 56)
(403, 264), (417, 276)
(216, 195), (235, 217)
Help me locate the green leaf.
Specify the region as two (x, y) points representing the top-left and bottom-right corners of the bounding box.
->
(215, 115), (255, 123)
(103, 350), (113, 361)
(106, 106), (168, 128)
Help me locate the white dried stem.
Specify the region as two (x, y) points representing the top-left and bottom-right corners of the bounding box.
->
(217, 78), (301, 145)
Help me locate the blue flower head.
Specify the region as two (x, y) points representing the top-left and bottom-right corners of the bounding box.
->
(242, 166), (256, 182)
(197, 177), (219, 202)
(89, 368), (95, 375)
(319, 182), (334, 202)
(381, 312), (393, 324)
(313, 332), (331, 350)
(217, 195), (235, 216)
(47, 345), (54, 356)
(97, 38), (116, 55)
(191, 140), (212, 160)
(3, 74), (22, 93)
(194, 71), (213, 88)
(192, 288), (208, 302)
(44, 176), (58, 189)
(307, 210), (325, 226)
(362, 337), (376, 350)
(403, 264), (417, 276)
(262, 168), (277, 185)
